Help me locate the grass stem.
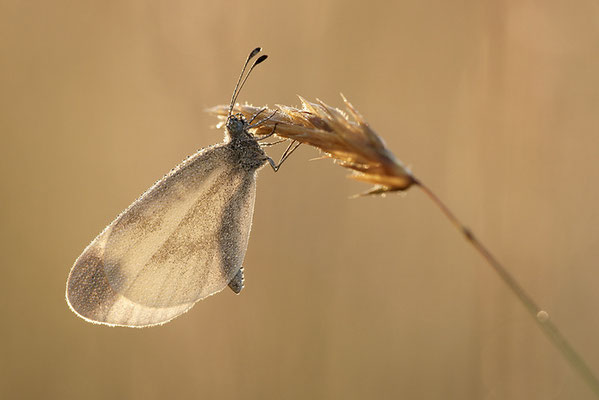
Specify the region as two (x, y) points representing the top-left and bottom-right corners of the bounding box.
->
(416, 178), (599, 398)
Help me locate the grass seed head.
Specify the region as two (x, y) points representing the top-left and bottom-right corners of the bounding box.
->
(208, 95), (415, 195)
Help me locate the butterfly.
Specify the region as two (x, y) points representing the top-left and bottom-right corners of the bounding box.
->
(66, 47), (299, 327)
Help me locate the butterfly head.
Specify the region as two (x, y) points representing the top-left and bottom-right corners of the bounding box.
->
(225, 113), (249, 140)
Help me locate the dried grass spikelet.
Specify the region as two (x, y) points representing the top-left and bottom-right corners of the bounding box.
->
(208, 95), (415, 195)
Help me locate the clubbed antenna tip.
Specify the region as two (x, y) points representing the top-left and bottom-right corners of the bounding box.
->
(228, 48), (268, 117)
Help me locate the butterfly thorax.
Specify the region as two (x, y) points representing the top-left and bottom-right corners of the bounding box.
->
(225, 117), (267, 171)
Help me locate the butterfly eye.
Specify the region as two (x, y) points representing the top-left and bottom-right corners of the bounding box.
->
(226, 117), (244, 133)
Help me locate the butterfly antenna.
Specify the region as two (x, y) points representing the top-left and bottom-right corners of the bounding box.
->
(228, 47), (261, 117)
(228, 48), (268, 118)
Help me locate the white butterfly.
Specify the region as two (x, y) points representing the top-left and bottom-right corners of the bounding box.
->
(66, 48), (299, 327)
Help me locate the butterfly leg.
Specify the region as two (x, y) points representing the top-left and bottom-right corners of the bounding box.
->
(256, 122), (279, 141)
(228, 267), (245, 294)
(260, 139), (286, 147)
(267, 140), (301, 172)
(249, 110), (278, 130)
(247, 108), (267, 124)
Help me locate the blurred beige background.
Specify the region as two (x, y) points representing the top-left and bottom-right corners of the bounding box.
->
(2, 1), (599, 399)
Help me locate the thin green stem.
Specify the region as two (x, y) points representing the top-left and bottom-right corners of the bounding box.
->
(414, 178), (599, 398)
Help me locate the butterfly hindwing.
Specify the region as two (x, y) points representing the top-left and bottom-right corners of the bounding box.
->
(66, 144), (257, 327)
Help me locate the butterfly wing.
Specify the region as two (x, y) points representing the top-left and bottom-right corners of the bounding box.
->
(66, 144), (257, 327)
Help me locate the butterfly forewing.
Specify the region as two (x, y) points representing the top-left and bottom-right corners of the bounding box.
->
(66, 144), (257, 326)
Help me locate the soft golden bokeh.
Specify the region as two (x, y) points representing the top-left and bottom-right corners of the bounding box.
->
(2, 1), (599, 399)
